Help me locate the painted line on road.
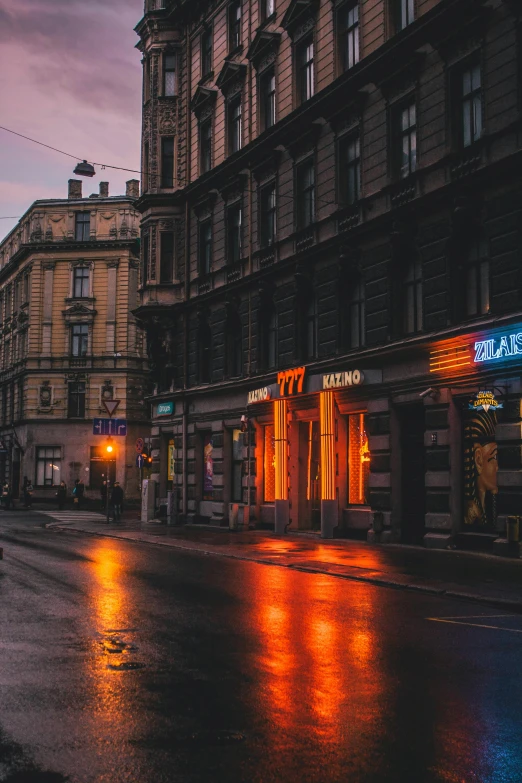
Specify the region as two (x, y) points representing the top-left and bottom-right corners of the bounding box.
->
(427, 617), (522, 634)
(430, 614), (517, 620)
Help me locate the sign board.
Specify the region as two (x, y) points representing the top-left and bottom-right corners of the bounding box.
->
(103, 399), (120, 417)
(247, 386), (272, 404)
(322, 370), (364, 389)
(469, 390), (503, 412)
(474, 331), (522, 364)
(135, 437), (144, 453)
(93, 418), (128, 436)
(156, 401), (174, 417)
(136, 454), (145, 468)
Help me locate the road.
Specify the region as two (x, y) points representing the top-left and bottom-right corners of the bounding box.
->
(0, 512), (521, 783)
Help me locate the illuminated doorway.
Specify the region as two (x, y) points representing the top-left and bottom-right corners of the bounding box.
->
(298, 420), (321, 530)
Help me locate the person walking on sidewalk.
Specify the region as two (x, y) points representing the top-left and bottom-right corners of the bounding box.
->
(100, 480), (108, 511)
(110, 482), (124, 523)
(22, 477), (33, 508)
(72, 479), (85, 510)
(56, 481), (67, 510)
(1, 481), (11, 510)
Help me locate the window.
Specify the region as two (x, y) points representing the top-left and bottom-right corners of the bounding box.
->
(161, 136), (175, 187)
(394, 0), (414, 32)
(202, 432), (214, 500)
(296, 158), (315, 229)
(339, 134), (360, 204)
(198, 317), (212, 383)
(227, 203), (242, 263)
(160, 232), (174, 283)
(348, 413), (370, 504)
(198, 220), (212, 276)
(466, 239), (489, 317)
(304, 294), (318, 360)
(75, 212), (90, 241)
(23, 272), (29, 303)
(298, 38), (314, 103)
(403, 257), (423, 334)
(461, 62), (482, 148)
(73, 266), (89, 298)
(339, 3), (359, 72)
(225, 309), (243, 377)
(163, 53), (176, 96)
(144, 57), (151, 103)
(36, 447), (61, 487)
(201, 28), (213, 76)
(260, 182), (276, 247)
(229, 1), (241, 50)
(228, 96), (242, 154)
(143, 141), (150, 192)
(200, 120), (212, 174)
(261, 305), (278, 370)
(142, 232), (149, 285)
(348, 278), (365, 348)
(395, 101), (416, 179)
(67, 382), (86, 418)
(263, 424), (276, 502)
(71, 324), (88, 357)
(260, 69), (276, 130)
(262, 0), (275, 21)
(231, 429), (243, 502)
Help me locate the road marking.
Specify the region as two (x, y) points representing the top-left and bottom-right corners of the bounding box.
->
(430, 614), (517, 620)
(427, 617), (522, 634)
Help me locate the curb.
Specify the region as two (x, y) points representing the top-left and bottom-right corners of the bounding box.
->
(45, 523), (522, 613)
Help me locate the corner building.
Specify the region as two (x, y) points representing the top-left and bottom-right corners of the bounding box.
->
(0, 180), (149, 500)
(135, 0), (522, 548)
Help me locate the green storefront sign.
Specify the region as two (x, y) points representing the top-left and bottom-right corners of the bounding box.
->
(156, 401), (174, 417)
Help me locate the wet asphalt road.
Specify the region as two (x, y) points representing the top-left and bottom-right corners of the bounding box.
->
(1, 513), (522, 783)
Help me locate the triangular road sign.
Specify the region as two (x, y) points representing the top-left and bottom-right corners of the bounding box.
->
(103, 399), (120, 417)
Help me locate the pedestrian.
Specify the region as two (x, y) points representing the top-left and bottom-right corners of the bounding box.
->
(56, 481), (67, 511)
(110, 481), (124, 523)
(23, 477), (33, 508)
(76, 478), (85, 509)
(1, 481), (11, 510)
(100, 480), (108, 511)
(72, 479), (80, 509)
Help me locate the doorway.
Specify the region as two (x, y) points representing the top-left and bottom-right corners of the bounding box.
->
(298, 421), (321, 530)
(399, 404), (426, 544)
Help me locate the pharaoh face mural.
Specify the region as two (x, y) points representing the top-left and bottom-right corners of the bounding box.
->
(463, 394), (500, 531)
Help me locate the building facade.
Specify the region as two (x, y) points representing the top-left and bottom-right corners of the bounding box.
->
(0, 179), (149, 500)
(135, 0), (522, 547)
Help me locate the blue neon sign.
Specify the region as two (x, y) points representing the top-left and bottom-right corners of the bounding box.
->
(474, 330), (522, 364)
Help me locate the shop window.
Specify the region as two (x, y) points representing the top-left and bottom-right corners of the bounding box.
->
(403, 257), (423, 334)
(36, 447), (61, 487)
(231, 429), (243, 502)
(89, 445), (116, 490)
(348, 413), (370, 504)
(202, 432), (214, 500)
(68, 381), (86, 418)
(264, 424), (276, 502)
(466, 238), (489, 317)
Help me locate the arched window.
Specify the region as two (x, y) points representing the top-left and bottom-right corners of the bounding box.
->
(225, 305), (242, 378)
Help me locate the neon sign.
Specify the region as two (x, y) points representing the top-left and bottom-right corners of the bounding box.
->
(474, 332), (522, 363)
(277, 367), (306, 397)
(469, 390), (503, 412)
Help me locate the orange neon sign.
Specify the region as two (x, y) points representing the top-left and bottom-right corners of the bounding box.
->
(277, 367), (306, 397)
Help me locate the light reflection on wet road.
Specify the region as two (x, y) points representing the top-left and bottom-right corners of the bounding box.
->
(0, 523), (521, 782)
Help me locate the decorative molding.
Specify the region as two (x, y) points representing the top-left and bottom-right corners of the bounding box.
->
(216, 60), (247, 96)
(247, 29), (281, 70)
(191, 85), (218, 119)
(281, 0), (319, 37)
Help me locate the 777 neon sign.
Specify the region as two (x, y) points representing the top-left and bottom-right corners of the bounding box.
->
(474, 331), (522, 363)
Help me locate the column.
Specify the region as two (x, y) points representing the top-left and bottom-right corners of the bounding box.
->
(274, 398), (289, 534)
(320, 391), (337, 538)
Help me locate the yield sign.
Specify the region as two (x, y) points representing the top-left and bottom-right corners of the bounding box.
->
(103, 399), (120, 418)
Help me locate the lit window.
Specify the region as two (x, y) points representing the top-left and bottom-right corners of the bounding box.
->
(36, 447), (61, 487)
(348, 413), (370, 504)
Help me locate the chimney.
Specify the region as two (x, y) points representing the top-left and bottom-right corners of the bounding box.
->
(99, 182), (109, 198)
(126, 179), (140, 199)
(68, 179), (82, 199)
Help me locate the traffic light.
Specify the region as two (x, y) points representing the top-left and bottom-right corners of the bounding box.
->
(105, 436), (115, 455)
(141, 445), (153, 464)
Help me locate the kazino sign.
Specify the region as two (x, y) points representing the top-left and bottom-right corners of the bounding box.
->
(322, 370), (364, 389)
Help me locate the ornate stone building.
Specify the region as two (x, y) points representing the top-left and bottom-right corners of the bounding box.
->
(0, 179), (149, 500)
(135, 0), (522, 549)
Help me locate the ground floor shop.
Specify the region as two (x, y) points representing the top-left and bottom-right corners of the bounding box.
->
(149, 321), (522, 550)
(0, 421), (147, 501)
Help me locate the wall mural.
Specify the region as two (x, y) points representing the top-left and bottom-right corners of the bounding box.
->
(463, 391), (502, 531)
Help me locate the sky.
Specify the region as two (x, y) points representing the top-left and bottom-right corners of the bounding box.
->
(0, 0), (144, 241)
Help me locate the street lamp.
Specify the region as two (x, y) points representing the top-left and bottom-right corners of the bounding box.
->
(105, 437), (115, 524)
(73, 160), (96, 177)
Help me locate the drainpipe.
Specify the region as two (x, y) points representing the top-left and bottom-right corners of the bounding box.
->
(182, 23), (192, 521)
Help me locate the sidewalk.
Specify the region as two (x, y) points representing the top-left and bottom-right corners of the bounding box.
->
(40, 511), (522, 612)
